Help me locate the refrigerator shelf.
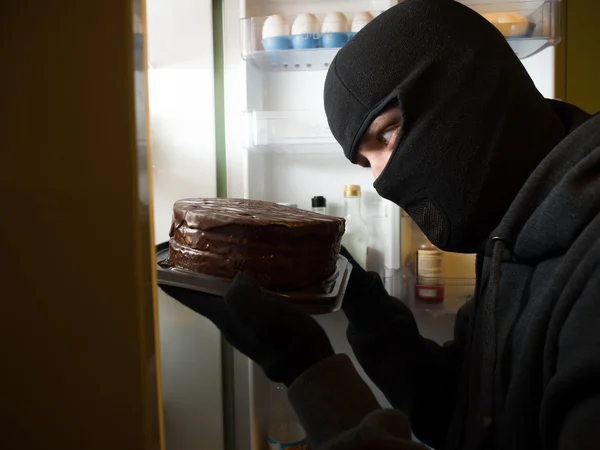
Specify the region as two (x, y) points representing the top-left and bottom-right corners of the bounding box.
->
(245, 47), (340, 72)
(241, 1), (561, 70)
(403, 276), (476, 315)
(155, 241), (352, 315)
(245, 110), (338, 148)
(412, 294), (473, 315)
(245, 143), (341, 154)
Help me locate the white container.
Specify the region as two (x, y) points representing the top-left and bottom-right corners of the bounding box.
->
(341, 185), (369, 269)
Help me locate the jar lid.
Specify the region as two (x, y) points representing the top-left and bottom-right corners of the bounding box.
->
(311, 196), (326, 207)
(344, 185), (361, 197)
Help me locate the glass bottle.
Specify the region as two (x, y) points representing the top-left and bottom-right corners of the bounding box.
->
(311, 196), (327, 214)
(415, 236), (445, 303)
(341, 185), (369, 269)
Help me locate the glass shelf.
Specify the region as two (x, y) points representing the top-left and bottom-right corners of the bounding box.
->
(413, 295), (473, 315)
(241, 1), (561, 71)
(402, 275), (476, 315)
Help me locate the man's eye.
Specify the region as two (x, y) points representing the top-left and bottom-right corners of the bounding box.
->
(380, 127), (398, 145)
(358, 158), (370, 168)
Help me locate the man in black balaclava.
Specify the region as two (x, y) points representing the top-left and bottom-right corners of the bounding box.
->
(161, 1), (600, 449)
(324, 0), (565, 253)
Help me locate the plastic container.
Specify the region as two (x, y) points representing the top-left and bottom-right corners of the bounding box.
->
(267, 383), (308, 450)
(263, 36), (291, 51)
(321, 32), (348, 48)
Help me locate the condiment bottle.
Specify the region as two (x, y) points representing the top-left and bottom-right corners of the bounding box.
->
(415, 238), (445, 303)
(311, 196), (327, 214)
(341, 185), (369, 269)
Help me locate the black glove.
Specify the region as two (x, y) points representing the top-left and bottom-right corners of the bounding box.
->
(159, 273), (334, 386)
(340, 246), (409, 330)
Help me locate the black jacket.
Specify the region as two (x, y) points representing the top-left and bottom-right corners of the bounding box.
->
(288, 104), (600, 450)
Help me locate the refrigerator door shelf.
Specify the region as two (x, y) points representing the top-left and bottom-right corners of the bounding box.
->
(155, 242), (352, 315)
(466, 0), (561, 59)
(241, 12), (382, 70)
(506, 36), (559, 59)
(241, 1), (560, 66)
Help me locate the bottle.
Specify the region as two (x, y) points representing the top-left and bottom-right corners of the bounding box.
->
(365, 199), (386, 278)
(267, 383), (309, 450)
(311, 196), (327, 214)
(415, 237), (445, 303)
(341, 185), (369, 269)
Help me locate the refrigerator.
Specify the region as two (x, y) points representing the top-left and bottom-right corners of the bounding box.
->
(144, 0), (563, 449)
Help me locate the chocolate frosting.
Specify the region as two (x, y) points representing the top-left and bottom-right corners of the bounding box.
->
(168, 198), (345, 290)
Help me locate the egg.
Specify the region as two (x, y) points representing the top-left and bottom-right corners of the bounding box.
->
(262, 15), (290, 39)
(351, 11), (374, 33)
(322, 12), (349, 33)
(481, 12), (529, 37)
(292, 13), (320, 35)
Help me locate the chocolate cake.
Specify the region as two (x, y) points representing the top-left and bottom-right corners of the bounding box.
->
(168, 198), (345, 290)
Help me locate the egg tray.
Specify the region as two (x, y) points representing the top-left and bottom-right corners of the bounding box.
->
(155, 241), (351, 315)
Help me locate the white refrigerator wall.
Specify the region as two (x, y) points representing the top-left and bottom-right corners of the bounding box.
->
(146, 1), (224, 450)
(522, 46), (556, 98)
(223, 4), (403, 449)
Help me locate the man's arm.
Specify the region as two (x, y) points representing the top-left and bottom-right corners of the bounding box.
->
(288, 354), (425, 450)
(345, 274), (472, 449)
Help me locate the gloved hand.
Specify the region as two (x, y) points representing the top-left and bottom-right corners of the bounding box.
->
(340, 246), (409, 330)
(159, 273), (334, 386)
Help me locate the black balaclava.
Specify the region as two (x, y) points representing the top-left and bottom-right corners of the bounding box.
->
(324, 0), (565, 253)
